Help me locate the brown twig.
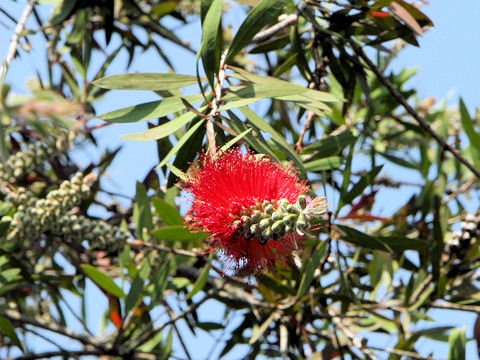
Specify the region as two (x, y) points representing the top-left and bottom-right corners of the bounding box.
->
(127, 239), (202, 257)
(0, 0), (37, 80)
(350, 40), (480, 180)
(251, 14), (298, 43)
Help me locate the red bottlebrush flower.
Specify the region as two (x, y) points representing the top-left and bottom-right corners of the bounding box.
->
(184, 148), (327, 273)
(370, 11), (390, 17)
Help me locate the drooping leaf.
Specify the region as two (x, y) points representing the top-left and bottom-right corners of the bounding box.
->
(81, 264), (126, 298)
(296, 241), (328, 298)
(186, 253), (213, 299)
(0, 315), (23, 350)
(226, 0), (289, 62)
(133, 182), (153, 240)
(459, 98), (480, 153)
(152, 198), (184, 226)
(199, 0), (223, 87)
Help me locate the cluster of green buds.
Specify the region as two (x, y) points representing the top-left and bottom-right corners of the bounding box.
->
(0, 131), (76, 184)
(52, 214), (128, 253)
(232, 195), (328, 245)
(7, 172), (95, 242)
(0, 143), (53, 183)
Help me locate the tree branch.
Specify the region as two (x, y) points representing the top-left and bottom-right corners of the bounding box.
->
(0, 0), (37, 80)
(350, 40), (480, 180)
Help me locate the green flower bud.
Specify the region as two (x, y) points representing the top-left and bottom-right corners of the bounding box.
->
(264, 203), (274, 215)
(286, 204), (300, 214)
(272, 220), (285, 233)
(251, 210), (262, 223)
(259, 218), (271, 230)
(250, 224), (262, 235)
(278, 198), (290, 210)
(261, 228), (273, 240)
(283, 214), (297, 225)
(272, 210), (284, 221)
(241, 215), (252, 227)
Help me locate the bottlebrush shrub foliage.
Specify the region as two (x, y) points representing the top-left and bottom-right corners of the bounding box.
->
(0, 1), (479, 360)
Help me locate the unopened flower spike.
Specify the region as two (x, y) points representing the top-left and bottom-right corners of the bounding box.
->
(184, 148), (328, 273)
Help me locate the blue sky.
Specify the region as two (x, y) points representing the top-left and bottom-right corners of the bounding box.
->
(2, 0), (480, 358)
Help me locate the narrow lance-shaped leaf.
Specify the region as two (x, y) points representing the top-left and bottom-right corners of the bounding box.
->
(448, 327), (466, 360)
(459, 97), (480, 153)
(296, 241), (328, 298)
(226, 0), (289, 63)
(200, 0), (223, 87)
(240, 106), (305, 171)
(0, 315), (23, 350)
(158, 119), (206, 168)
(121, 109), (203, 141)
(98, 94), (204, 123)
(93, 73), (203, 91)
(81, 264), (126, 298)
(220, 128), (253, 152)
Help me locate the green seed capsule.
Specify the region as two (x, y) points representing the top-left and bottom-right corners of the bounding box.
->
(271, 220), (285, 233)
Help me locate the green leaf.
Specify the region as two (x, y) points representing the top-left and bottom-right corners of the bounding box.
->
(459, 98), (480, 152)
(49, 0), (76, 25)
(200, 0), (223, 87)
(337, 225), (392, 252)
(229, 66), (340, 102)
(304, 156), (343, 172)
(152, 198), (184, 226)
(376, 236), (428, 252)
(152, 225), (210, 242)
(240, 106), (305, 171)
(158, 119), (206, 168)
(296, 241), (328, 298)
(121, 110), (201, 141)
(227, 110), (280, 160)
(447, 328), (466, 360)
(134, 182), (153, 240)
(186, 253), (213, 299)
(98, 95), (204, 123)
(81, 264), (126, 298)
(220, 128), (253, 152)
(166, 162), (188, 181)
(302, 130), (357, 156)
(226, 0), (289, 63)
(340, 165), (383, 206)
(125, 259), (152, 314)
(0, 315), (23, 350)
(93, 73), (203, 91)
